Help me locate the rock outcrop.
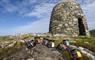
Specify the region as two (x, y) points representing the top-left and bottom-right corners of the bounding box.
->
(0, 41), (17, 48)
(30, 44), (63, 60)
(2, 44), (64, 60)
(49, 2), (90, 37)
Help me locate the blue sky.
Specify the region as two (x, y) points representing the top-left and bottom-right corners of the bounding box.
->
(0, 0), (95, 35)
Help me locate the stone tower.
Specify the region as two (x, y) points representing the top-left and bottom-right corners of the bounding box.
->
(49, 2), (90, 36)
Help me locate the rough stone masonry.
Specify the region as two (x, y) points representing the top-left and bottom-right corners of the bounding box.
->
(49, 1), (90, 37)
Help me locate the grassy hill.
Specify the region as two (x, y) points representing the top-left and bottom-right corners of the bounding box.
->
(73, 37), (95, 52)
(0, 35), (95, 60)
(90, 29), (95, 37)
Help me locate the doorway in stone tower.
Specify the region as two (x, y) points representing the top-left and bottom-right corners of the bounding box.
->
(78, 18), (86, 35)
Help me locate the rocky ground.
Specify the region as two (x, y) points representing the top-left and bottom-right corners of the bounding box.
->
(1, 44), (64, 60)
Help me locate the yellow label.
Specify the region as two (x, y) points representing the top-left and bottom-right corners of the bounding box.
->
(77, 51), (82, 58)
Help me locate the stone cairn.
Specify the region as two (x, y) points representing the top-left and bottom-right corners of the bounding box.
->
(49, 1), (90, 37)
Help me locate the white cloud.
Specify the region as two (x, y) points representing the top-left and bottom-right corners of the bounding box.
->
(24, 3), (55, 18)
(63, 0), (76, 2)
(0, 0), (34, 13)
(11, 3), (56, 34)
(81, 1), (95, 29)
(21, 0), (34, 4)
(0, 0), (17, 12)
(0, 18), (50, 35)
(0, 2), (56, 35)
(76, 0), (94, 5)
(11, 18), (49, 34)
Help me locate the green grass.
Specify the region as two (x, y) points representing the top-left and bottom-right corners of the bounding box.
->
(0, 42), (25, 59)
(46, 36), (95, 52)
(90, 29), (95, 37)
(73, 37), (95, 52)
